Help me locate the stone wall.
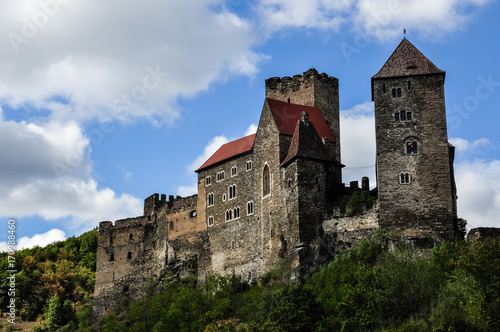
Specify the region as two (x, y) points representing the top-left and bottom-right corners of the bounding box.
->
(323, 201), (380, 248)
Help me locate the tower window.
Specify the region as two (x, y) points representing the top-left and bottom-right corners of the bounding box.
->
(263, 165), (270, 197)
(129, 234), (133, 241)
(392, 88), (402, 98)
(247, 201), (254, 215)
(407, 141), (418, 155)
(226, 210), (233, 222)
(231, 166), (237, 176)
(205, 176), (211, 186)
(170, 221), (174, 230)
(109, 254), (114, 262)
(207, 193), (214, 207)
(246, 160), (252, 171)
(231, 240), (235, 250)
(234, 207), (240, 219)
(400, 173), (411, 184)
(383, 83), (386, 93)
(395, 111), (412, 122)
(127, 251), (132, 260)
(208, 216), (214, 226)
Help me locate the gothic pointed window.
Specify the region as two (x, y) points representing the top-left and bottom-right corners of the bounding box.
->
(263, 165), (270, 197)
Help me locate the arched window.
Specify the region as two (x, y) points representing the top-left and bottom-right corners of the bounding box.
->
(263, 165), (270, 197)
(229, 185), (236, 199)
(207, 193), (214, 207)
(407, 141), (418, 155)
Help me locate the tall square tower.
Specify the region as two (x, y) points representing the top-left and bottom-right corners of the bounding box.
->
(371, 39), (457, 241)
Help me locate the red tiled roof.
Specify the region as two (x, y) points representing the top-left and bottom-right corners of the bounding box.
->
(372, 38), (444, 79)
(195, 134), (255, 172)
(281, 117), (335, 167)
(267, 98), (336, 142)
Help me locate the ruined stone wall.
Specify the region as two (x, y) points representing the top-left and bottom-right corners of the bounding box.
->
(94, 195), (201, 318)
(94, 216), (160, 317)
(162, 195), (198, 240)
(373, 74), (456, 241)
(323, 201), (380, 248)
(265, 69), (341, 160)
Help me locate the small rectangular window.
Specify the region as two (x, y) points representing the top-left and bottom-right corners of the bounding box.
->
(208, 216), (214, 226)
(127, 251), (132, 260)
(400, 173), (411, 184)
(246, 160), (252, 171)
(231, 166), (237, 177)
(231, 240), (235, 250)
(205, 176), (211, 186)
(400, 111), (406, 121)
(407, 112), (412, 121)
(395, 113), (399, 121)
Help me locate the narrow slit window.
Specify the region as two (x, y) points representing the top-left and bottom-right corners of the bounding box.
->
(263, 165), (270, 197)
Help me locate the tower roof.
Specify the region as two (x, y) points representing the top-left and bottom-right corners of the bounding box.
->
(372, 38), (445, 79)
(267, 98), (336, 142)
(281, 112), (336, 167)
(195, 134), (255, 172)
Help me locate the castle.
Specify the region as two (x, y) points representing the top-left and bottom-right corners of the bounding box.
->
(93, 39), (458, 317)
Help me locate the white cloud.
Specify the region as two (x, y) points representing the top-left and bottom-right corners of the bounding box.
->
(449, 137), (490, 153)
(455, 159), (500, 229)
(0, 117), (142, 232)
(187, 135), (230, 173)
(340, 102), (377, 186)
(254, 0), (492, 41)
(0, 229), (66, 252)
(256, 0), (351, 32)
(244, 123), (258, 136)
(0, 0), (266, 124)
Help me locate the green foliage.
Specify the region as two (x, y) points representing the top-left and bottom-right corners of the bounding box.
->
(0, 229), (97, 327)
(337, 190), (377, 217)
(456, 217), (468, 240)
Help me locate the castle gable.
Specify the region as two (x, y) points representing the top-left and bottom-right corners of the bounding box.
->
(267, 98), (335, 142)
(281, 113), (336, 167)
(372, 38), (444, 80)
(196, 134), (255, 172)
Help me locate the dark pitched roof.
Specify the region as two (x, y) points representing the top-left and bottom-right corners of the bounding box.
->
(281, 115), (335, 167)
(372, 38), (444, 79)
(195, 134), (255, 172)
(267, 98), (336, 142)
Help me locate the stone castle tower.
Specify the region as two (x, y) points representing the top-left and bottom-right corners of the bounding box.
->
(371, 38), (457, 241)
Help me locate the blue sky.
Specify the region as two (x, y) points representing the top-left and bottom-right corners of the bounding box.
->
(1, 0), (500, 249)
